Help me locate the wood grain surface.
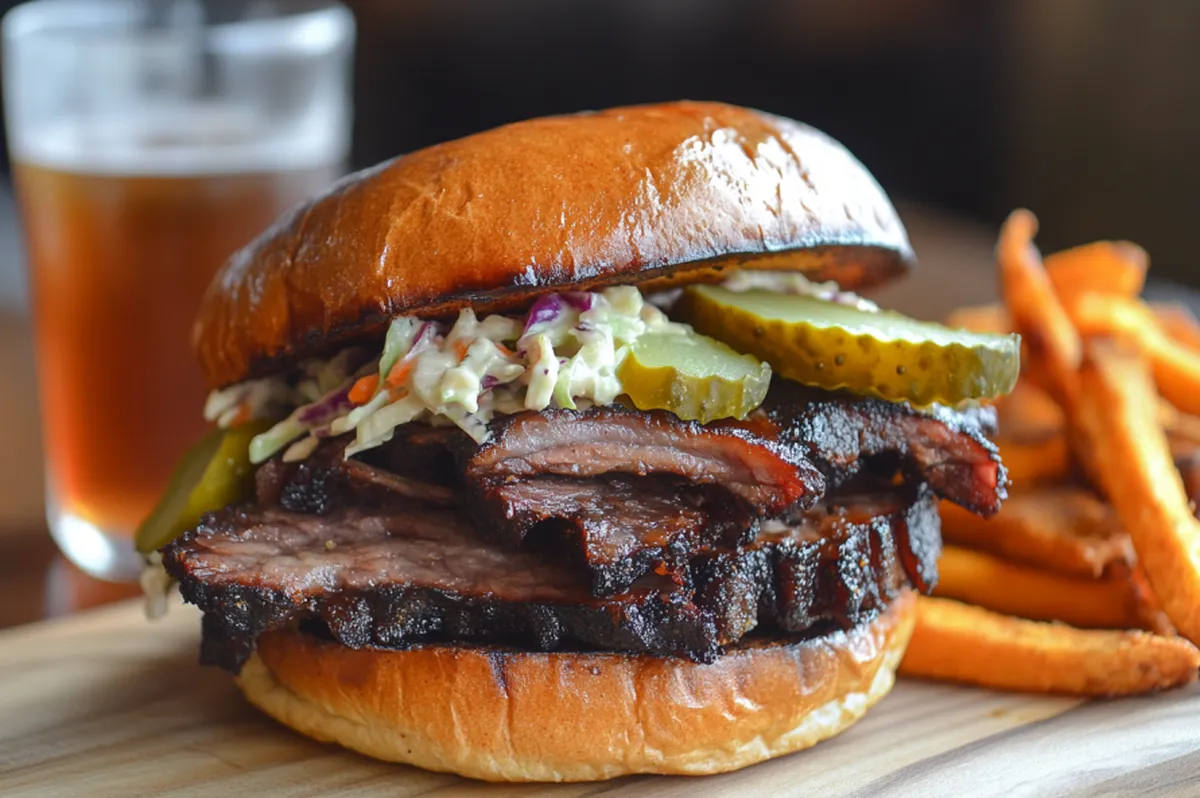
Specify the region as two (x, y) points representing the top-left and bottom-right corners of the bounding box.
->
(1, 599), (1197, 797)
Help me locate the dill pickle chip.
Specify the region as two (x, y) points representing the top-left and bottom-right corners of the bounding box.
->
(134, 421), (271, 553)
(676, 285), (1020, 405)
(617, 330), (771, 423)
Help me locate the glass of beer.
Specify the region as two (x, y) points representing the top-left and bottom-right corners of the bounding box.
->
(2, 0), (355, 580)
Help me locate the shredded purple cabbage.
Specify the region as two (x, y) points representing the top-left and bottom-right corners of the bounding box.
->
(297, 383), (354, 426)
(562, 291), (595, 311)
(517, 292), (598, 356)
(522, 294), (568, 335)
(414, 321), (439, 348)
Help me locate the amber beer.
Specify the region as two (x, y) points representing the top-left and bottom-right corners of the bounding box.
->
(15, 157), (337, 554)
(2, 0), (354, 579)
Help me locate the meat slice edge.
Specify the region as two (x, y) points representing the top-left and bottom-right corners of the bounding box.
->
(759, 383), (1007, 516)
(694, 485), (940, 641)
(478, 475), (750, 596)
(163, 506), (721, 674)
(164, 485), (937, 675)
(255, 434), (454, 514)
(463, 405), (825, 516)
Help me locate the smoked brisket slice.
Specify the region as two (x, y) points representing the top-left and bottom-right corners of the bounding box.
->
(450, 388), (988, 587)
(246, 386), (993, 597)
(758, 383), (1008, 516)
(254, 434), (454, 513)
(166, 507), (722, 674)
(478, 475), (749, 596)
(458, 405), (825, 577)
(462, 405), (824, 520)
(692, 486), (938, 641)
(163, 489), (937, 674)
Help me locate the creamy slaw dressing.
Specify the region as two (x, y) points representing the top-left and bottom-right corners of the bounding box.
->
(206, 285), (690, 463)
(722, 271), (880, 313)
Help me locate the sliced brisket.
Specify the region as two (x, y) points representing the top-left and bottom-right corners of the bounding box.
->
(164, 489), (937, 674)
(463, 405), (824, 517)
(758, 383), (1007, 516)
(254, 435), (454, 514)
(481, 475), (742, 595)
(459, 405), (825, 581)
(447, 386), (991, 584)
(165, 507), (722, 673)
(692, 486), (938, 641)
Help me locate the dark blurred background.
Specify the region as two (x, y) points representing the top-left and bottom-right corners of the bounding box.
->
(4, 0), (1199, 287)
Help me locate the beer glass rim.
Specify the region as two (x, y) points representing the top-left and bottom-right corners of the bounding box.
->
(2, 0), (354, 53)
(3, 0), (355, 172)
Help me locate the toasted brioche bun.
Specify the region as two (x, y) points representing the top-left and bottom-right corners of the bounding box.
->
(236, 589), (914, 782)
(195, 101), (913, 388)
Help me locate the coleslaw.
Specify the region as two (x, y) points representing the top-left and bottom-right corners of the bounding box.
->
(206, 285), (691, 463)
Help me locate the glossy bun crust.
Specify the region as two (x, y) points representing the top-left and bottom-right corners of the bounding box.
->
(195, 101), (913, 388)
(236, 590), (915, 782)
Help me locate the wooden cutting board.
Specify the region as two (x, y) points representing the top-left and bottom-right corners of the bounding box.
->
(1, 600), (1197, 797)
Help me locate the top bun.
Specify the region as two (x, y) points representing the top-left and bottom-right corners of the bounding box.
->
(194, 101), (913, 388)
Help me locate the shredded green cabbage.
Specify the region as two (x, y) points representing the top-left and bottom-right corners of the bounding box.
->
(209, 285), (690, 462)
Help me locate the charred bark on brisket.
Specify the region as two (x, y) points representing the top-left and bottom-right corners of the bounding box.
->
(169, 507), (723, 673)
(254, 435), (455, 514)
(691, 486), (936, 641)
(164, 489), (938, 674)
(457, 404), (825, 590)
(758, 383), (1007, 516)
(462, 405), (825, 518)
(477, 475), (753, 596)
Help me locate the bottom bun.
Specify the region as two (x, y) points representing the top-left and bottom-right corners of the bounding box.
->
(238, 589), (915, 782)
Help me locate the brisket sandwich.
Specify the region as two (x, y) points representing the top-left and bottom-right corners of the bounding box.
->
(141, 101), (1018, 782)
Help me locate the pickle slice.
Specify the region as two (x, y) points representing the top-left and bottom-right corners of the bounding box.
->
(134, 421), (270, 553)
(676, 285), (1020, 405)
(617, 330), (771, 423)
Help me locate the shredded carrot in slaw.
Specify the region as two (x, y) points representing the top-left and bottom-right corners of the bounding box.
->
(348, 374), (379, 405)
(386, 359), (415, 387)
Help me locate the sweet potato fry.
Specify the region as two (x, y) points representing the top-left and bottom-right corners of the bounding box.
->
(938, 488), (1133, 579)
(983, 238), (1192, 382)
(1044, 240), (1148, 302)
(945, 304), (1010, 336)
(993, 432), (1072, 487)
(994, 380), (1065, 438)
(1066, 293), (1200, 416)
(1126, 563), (1178, 637)
(1159, 400), (1200, 448)
(1176, 449), (1200, 515)
(1161, 410), (1200, 503)
(1153, 350), (1200, 419)
(997, 210), (1081, 407)
(1074, 342), (1200, 645)
(933, 546), (1146, 629)
(899, 596), (1200, 696)
(1151, 302), (1200, 353)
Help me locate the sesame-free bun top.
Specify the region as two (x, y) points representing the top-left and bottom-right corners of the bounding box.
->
(195, 101), (914, 388)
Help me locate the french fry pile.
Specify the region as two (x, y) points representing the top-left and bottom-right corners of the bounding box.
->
(898, 210), (1200, 696)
